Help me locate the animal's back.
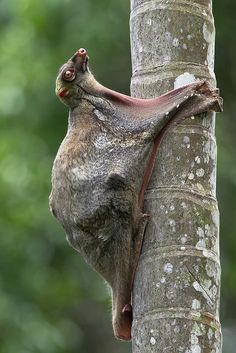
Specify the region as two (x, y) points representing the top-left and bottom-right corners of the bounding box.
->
(50, 115), (145, 291)
(49, 109), (148, 249)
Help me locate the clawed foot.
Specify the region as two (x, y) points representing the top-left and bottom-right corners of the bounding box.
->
(114, 304), (133, 341)
(122, 303), (132, 313)
(194, 80), (223, 112)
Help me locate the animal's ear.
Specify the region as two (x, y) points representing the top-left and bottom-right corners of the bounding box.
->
(71, 48), (89, 73)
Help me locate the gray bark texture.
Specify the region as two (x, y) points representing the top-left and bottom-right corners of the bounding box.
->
(130, 1), (222, 352)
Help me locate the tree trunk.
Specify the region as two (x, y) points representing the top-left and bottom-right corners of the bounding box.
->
(130, 1), (222, 352)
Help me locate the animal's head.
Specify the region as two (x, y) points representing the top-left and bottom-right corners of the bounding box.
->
(56, 48), (95, 108)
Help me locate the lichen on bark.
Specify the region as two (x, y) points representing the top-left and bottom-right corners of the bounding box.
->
(130, 0), (222, 352)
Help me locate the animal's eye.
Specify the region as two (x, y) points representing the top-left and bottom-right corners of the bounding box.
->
(62, 69), (76, 82)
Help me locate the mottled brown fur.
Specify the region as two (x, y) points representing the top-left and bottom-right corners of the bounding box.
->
(50, 48), (222, 341)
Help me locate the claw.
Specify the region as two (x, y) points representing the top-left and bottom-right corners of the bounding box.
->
(122, 303), (132, 313)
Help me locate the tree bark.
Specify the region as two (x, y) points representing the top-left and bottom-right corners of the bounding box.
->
(130, 1), (222, 352)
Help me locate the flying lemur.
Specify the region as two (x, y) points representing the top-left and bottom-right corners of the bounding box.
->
(49, 48), (222, 341)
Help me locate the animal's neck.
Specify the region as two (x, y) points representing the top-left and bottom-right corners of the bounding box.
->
(68, 101), (95, 129)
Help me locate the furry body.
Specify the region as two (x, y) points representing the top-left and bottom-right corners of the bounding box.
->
(50, 48), (222, 340)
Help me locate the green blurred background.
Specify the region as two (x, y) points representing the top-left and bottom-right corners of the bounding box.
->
(0, 0), (235, 352)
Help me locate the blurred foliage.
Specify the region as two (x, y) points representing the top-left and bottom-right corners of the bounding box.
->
(215, 1), (236, 352)
(0, 0), (235, 352)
